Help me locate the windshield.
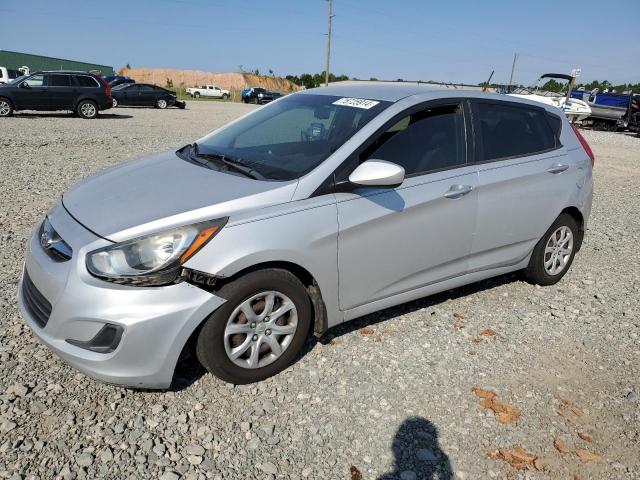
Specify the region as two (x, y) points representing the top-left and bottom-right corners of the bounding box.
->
(196, 93), (390, 180)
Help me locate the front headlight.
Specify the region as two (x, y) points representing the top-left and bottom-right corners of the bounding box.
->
(86, 218), (227, 286)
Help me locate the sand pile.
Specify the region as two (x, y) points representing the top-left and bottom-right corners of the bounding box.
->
(118, 68), (300, 92)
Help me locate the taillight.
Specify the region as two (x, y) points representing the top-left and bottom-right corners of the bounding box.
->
(99, 76), (111, 97)
(570, 124), (595, 167)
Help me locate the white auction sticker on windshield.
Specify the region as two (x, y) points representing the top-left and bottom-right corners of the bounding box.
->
(333, 97), (380, 109)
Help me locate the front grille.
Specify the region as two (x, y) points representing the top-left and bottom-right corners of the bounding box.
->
(21, 271), (52, 328)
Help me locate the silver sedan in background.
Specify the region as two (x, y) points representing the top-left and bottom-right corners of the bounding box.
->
(18, 83), (594, 388)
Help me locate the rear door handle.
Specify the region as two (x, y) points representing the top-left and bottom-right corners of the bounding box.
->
(443, 184), (473, 199)
(547, 163), (569, 174)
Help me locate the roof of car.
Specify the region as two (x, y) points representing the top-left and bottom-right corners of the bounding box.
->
(296, 80), (560, 110)
(296, 81), (477, 102)
(34, 70), (99, 75)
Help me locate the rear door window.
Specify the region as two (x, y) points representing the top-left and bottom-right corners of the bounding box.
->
(474, 102), (557, 161)
(47, 74), (71, 87)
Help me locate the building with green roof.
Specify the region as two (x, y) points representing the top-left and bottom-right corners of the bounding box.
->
(0, 50), (114, 76)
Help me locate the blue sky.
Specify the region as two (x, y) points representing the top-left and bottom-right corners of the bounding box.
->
(0, 0), (637, 85)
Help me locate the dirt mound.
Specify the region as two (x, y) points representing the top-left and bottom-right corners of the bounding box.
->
(118, 68), (300, 93)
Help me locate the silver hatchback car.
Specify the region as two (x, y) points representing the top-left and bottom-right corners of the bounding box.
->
(18, 83), (594, 388)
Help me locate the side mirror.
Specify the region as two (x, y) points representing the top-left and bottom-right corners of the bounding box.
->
(20, 82), (30, 89)
(349, 159), (405, 188)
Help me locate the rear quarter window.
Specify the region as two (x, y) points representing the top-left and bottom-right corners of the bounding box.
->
(475, 102), (558, 161)
(74, 75), (100, 87)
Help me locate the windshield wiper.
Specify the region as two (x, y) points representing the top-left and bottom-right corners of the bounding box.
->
(191, 143), (264, 180)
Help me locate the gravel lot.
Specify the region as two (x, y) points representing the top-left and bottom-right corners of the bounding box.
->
(0, 103), (639, 480)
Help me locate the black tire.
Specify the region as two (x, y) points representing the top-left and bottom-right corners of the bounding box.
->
(155, 98), (168, 109)
(194, 92), (200, 98)
(523, 213), (579, 286)
(253, 97), (259, 105)
(196, 269), (312, 384)
(112, 98), (118, 108)
(0, 97), (13, 117)
(222, 93), (229, 100)
(77, 100), (98, 119)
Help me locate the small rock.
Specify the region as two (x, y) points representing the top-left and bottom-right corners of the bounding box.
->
(159, 472), (180, 480)
(259, 462), (278, 474)
(184, 444), (205, 456)
(400, 471), (417, 480)
(100, 448), (113, 462)
(76, 453), (94, 467)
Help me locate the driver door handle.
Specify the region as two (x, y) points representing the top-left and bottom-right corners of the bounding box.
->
(443, 184), (473, 199)
(547, 163), (569, 174)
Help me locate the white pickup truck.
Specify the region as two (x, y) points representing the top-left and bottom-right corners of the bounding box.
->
(186, 85), (230, 99)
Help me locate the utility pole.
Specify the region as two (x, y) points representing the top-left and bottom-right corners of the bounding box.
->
(325, 0), (333, 86)
(508, 53), (518, 90)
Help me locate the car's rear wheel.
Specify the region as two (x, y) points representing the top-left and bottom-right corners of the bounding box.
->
(523, 213), (579, 285)
(156, 98), (168, 109)
(77, 100), (98, 119)
(196, 269), (311, 384)
(194, 92), (200, 98)
(0, 98), (13, 117)
(112, 98), (118, 108)
(222, 93), (229, 100)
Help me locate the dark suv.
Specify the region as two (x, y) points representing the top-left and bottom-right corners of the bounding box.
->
(0, 71), (112, 119)
(241, 87), (282, 104)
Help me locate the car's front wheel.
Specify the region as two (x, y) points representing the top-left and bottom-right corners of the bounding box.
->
(196, 269), (311, 384)
(0, 97), (13, 117)
(194, 92), (200, 98)
(155, 98), (168, 109)
(112, 98), (118, 108)
(77, 100), (98, 119)
(524, 213), (579, 285)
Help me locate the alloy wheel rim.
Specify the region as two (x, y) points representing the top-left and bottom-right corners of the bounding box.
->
(112, 99), (118, 107)
(158, 100), (167, 108)
(224, 291), (298, 369)
(544, 226), (573, 275)
(81, 103), (96, 117)
(0, 101), (10, 115)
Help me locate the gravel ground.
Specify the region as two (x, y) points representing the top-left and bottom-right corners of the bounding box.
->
(0, 103), (639, 480)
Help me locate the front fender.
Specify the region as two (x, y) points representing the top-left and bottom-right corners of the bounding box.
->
(183, 197), (342, 327)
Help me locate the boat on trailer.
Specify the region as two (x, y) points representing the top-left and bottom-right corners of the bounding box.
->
(507, 73), (592, 122)
(571, 89), (635, 131)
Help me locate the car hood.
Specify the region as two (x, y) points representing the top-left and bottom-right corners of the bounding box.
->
(62, 150), (297, 242)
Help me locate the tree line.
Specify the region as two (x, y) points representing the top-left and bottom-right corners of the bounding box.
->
(542, 79), (640, 93)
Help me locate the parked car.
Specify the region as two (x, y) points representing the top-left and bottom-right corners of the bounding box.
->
(186, 85), (230, 99)
(242, 87), (282, 104)
(110, 83), (185, 109)
(104, 75), (135, 88)
(0, 66), (23, 84)
(0, 70), (112, 118)
(18, 84), (594, 388)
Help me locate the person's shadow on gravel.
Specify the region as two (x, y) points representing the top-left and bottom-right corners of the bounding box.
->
(377, 417), (452, 480)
